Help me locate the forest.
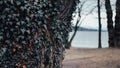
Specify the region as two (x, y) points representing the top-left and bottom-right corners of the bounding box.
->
(0, 0), (120, 68)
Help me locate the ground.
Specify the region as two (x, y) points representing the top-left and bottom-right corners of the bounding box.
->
(63, 47), (120, 68)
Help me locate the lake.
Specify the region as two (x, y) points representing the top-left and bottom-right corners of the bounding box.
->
(69, 31), (108, 48)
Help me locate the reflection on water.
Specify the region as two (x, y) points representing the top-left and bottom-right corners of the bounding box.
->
(69, 31), (108, 48)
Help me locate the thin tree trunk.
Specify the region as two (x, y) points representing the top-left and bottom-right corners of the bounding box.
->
(66, 21), (79, 49)
(105, 0), (114, 47)
(98, 0), (102, 48)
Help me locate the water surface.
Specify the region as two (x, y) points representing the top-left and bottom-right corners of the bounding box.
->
(69, 31), (108, 48)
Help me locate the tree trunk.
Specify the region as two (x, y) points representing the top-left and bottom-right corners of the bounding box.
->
(66, 22), (79, 49)
(114, 0), (120, 48)
(98, 0), (102, 48)
(105, 0), (115, 47)
(59, 0), (80, 49)
(0, 0), (78, 68)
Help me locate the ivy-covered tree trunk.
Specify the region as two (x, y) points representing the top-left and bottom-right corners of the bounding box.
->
(0, 0), (78, 68)
(59, 0), (79, 49)
(105, 0), (115, 47)
(115, 0), (120, 48)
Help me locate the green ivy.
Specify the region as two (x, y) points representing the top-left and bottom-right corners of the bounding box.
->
(0, 0), (79, 68)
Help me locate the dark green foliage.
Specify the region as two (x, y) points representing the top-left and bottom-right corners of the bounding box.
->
(0, 0), (78, 68)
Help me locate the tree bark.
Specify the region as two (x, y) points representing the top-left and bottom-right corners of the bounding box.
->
(105, 0), (115, 47)
(115, 0), (120, 48)
(98, 0), (102, 48)
(0, 0), (78, 68)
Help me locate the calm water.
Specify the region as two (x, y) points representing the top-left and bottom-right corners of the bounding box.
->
(69, 31), (108, 48)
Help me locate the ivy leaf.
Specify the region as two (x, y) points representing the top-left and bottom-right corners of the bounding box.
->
(21, 28), (25, 34)
(16, 1), (21, 6)
(0, 36), (3, 40)
(0, 48), (7, 57)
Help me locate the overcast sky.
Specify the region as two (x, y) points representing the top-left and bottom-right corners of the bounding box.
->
(72, 0), (116, 30)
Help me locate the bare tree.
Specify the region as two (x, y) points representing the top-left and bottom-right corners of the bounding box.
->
(98, 0), (102, 48)
(114, 0), (120, 48)
(66, 0), (97, 49)
(105, 0), (115, 47)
